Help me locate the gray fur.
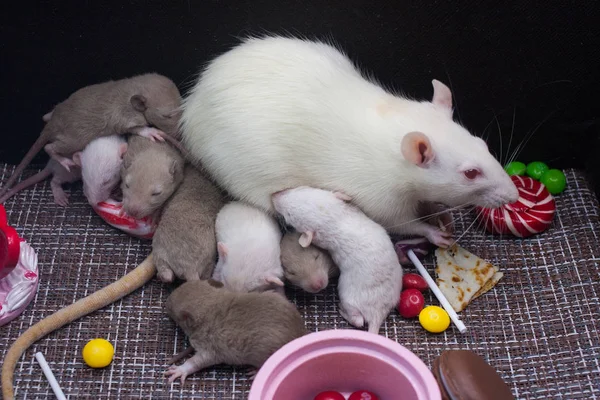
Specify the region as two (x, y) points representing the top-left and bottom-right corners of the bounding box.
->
(164, 279), (306, 384)
(153, 164), (226, 282)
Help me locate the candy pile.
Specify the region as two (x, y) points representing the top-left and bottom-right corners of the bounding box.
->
(397, 273), (451, 333)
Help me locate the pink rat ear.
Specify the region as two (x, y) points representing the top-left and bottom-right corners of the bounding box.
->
(401, 131), (435, 168)
(431, 79), (453, 111)
(72, 152), (82, 167)
(130, 95), (148, 112)
(265, 276), (285, 287)
(298, 231), (314, 248)
(119, 143), (128, 159)
(333, 191), (352, 202)
(217, 242), (228, 260)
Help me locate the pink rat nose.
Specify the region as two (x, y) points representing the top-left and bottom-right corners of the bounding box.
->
(310, 277), (327, 292)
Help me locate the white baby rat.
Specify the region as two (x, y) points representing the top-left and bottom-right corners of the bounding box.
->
(72, 135), (128, 206)
(164, 278), (306, 384)
(180, 36), (519, 248)
(280, 231), (339, 293)
(212, 201), (285, 293)
(272, 186), (403, 334)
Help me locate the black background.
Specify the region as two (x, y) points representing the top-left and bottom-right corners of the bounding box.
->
(2, 1), (599, 194)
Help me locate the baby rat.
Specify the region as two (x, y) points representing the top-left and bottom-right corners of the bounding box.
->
(0, 159), (80, 206)
(153, 164), (225, 282)
(272, 186), (403, 334)
(280, 231), (339, 293)
(180, 36), (519, 248)
(212, 201), (285, 293)
(120, 136), (184, 219)
(72, 135), (128, 206)
(164, 279), (306, 384)
(0, 72), (182, 199)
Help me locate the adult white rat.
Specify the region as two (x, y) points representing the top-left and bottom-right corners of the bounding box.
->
(120, 136), (184, 219)
(180, 36), (519, 247)
(164, 278), (306, 384)
(280, 231), (339, 293)
(0, 73), (182, 199)
(153, 164), (226, 282)
(272, 186), (402, 334)
(212, 201), (285, 293)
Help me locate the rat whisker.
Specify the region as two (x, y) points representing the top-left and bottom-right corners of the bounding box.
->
(450, 208), (483, 247)
(504, 107), (517, 166)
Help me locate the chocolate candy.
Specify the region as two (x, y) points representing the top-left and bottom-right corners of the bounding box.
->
(398, 289), (425, 318)
(349, 390), (379, 400)
(477, 175), (556, 238)
(526, 161), (549, 180)
(314, 391), (345, 400)
(402, 273), (428, 291)
(432, 350), (515, 400)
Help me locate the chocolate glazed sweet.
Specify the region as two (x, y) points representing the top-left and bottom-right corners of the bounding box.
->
(432, 350), (515, 400)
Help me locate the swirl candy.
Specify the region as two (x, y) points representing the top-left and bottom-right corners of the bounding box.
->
(477, 175), (556, 238)
(93, 199), (157, 240)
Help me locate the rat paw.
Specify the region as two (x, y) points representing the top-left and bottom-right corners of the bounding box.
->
(137, 127), (166, 142)
(52, 190), (70, 207)
(426, 228), (453, 248)
(57, 157), (76, 172)
(165, 365), (188, 384)
(246, 368), (258, 381)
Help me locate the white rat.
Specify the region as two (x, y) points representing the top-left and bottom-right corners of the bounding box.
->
(72, 135), (128, 206)
(272, 186), (403, 334)
(180, 36), (519, 247)
(212, 201), (285, 293)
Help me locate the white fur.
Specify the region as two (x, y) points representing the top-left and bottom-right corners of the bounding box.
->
(74, 135), (127, 206)
(272, 186), (402, 334)
(212, 201), (284, 293)
(181, 36), (519, 244)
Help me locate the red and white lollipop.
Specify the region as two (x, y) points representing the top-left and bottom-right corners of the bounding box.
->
(93, 199), (157, 240)
(477, 175), (556, 238)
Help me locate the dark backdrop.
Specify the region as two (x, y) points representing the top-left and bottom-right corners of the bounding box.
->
(2, 1), (599, 194)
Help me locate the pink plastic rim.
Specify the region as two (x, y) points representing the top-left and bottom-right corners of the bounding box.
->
(249, 329), (441, 400)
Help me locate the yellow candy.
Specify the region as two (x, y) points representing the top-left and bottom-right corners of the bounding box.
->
(82, 338), (114, 368)
(419, 306), (450, 333)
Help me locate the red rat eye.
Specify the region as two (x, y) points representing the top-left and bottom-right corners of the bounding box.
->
(464, 169), (481, 180)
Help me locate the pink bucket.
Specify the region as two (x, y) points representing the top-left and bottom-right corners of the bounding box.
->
(249, 329), (441, 400)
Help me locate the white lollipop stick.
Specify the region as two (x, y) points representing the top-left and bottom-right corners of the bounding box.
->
(35, 352), (67, 400)
(407, 249), (468, 334)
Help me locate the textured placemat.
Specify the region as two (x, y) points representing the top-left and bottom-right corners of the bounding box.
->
(1, 165), (599, 399)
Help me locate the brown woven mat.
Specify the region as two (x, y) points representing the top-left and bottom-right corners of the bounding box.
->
(1, 164), (599, 400)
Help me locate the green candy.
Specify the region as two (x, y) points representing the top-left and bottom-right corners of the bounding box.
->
(526, 161), (549, 180)
(505, 161), (527, 176)
(541, 169), (566, 194)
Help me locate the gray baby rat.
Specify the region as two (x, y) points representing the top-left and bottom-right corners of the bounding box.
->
(120, 136), (184, 219)
(164, 279), (307, 384)
(280, 231), (339, 293)
(153, 164), (226, 282)
(0, 73), (182, 199)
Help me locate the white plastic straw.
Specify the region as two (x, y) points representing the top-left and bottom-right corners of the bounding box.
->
(35, 352), (67, 400)
(407, 249), (468, 334)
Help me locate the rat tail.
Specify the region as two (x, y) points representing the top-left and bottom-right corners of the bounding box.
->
(0, 166), (52, 204)
(1, 254), (156, 400)
(0, 131), (50, 198)
(367, 311), (388, 335)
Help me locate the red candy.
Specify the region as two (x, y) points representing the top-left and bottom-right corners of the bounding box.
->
(349, 391), (379, 400)
(402, 273), (428, 291)
(0, 204), (7, 226)
(314, 391), (345, 400)
(477, 175), (556, 238)
(397, 288), (425, 318)
(0, 225), (21, 279)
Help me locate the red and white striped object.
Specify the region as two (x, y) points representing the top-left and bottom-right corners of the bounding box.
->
(93, 199), (157, 240)
(477, 175), (556, 238)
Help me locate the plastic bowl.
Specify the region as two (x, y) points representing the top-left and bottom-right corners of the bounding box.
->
(249, 329), (441, 400)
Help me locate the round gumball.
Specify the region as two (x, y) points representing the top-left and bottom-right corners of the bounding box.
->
(397, 289), (425, 318)
(349, 390), (379, 400)
(82, 338), (114, 368)
(402, 273), (428, 291)
(0, 204), (7, 226)
(419, 306), (450, 333)
(526, 161), (549, 180)
(504, 161), (526, 176)
(540, 169), (566, 195)
(314, 391), (345, 400)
